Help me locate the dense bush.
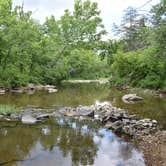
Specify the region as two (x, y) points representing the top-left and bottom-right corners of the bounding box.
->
(65, 49), (110, 79)
(111, 46), (165, 89)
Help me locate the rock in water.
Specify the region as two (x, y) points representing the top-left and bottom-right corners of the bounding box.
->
(36, 113), (53, 120)
(27, 83), (35, 90)
(0, 89), (5, 95)
(122, 94), (143, 103)
(76, 106), (94, 117)
(105, 120), (123, 132)
(48, 88), (58, 93)
(10, 88), (24, 93)
(21, 115), (38, 124)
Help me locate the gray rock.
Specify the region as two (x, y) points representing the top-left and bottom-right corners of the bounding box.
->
(122, 119), (130, 125)
(35, 84), (45, 90)
(10, 88), (24, 93)
(152, 120), (157, 124)
(59, 107), (68, 115)
(52, 111), (61, 117)
(105, 120), (123, 132)
(123, 125), (135, 136)
(36, 113), (53, 120)
(65, 110), (77, 117)
(122, 94), (143, 103)
(0, 89), (5, 95)
(21, 115), (39, 124)
(27, 83), (35, 90)
(76, 106), (94, 117)
(48, 88), (58, 93)
(10, 113), (20, 119)
(44, 85), (56, 90)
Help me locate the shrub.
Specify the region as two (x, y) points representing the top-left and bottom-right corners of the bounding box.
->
(111, 46), (165, 89)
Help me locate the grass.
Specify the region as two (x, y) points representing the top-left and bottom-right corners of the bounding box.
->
(0, 104), (18, 114)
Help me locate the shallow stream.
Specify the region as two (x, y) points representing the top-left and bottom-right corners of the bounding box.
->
(0, 83), (165, 166)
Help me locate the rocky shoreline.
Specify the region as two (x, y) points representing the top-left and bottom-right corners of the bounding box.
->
(0, 84), (58, 94)
(139, 131), (166, 166)
(0, 102), (158, 138)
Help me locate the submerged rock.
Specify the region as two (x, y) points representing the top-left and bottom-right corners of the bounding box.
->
(122, 94), (143, 103)
(0, 100), (158, 138)
(21, 115), (39, 124)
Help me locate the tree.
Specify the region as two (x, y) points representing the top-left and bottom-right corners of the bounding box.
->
(114, 7), (149, 51)
(0, 2), (44, 87)
(43, 0), (106, 61)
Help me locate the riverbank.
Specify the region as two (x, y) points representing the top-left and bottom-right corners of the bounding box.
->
(0, 84), (58, 95)
(139, 131), (166, 166)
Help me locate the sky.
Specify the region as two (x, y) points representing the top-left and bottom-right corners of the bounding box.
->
(13, 0), (160, 38)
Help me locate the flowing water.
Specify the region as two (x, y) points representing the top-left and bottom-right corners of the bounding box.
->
(0, 83), (166, 166)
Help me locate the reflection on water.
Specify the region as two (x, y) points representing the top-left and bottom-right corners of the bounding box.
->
(0, 118), (145, 166)
(0, 83), (165, 128)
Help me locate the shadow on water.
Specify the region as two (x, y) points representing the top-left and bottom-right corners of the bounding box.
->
(0, 118), (145, 166)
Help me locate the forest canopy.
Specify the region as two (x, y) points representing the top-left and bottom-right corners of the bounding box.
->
(0, 0), (165, 90)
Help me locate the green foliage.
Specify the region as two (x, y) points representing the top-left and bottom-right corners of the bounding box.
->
(0, 0), (165, 90)
(0, 104), (18, 114)
(0, 0), (108, 88)
(109, 0), (166, 90)
(65, 49), (109, 79)
(111, 47), (165, 89)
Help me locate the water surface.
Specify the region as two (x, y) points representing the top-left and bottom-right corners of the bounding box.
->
(0, 118), (145, 166)
(0, 84), (165, 128)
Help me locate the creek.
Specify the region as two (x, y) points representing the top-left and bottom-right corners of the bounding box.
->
(0, 83), (165, 166)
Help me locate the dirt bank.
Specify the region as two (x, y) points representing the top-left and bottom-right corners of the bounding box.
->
(139, 131), (166, 166)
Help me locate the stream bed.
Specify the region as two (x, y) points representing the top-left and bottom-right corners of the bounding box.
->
(0, 83), (165, 166)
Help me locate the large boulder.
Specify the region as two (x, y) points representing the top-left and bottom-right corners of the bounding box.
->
(122, 94), (143, 103)
(21, 114), (39, 124)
